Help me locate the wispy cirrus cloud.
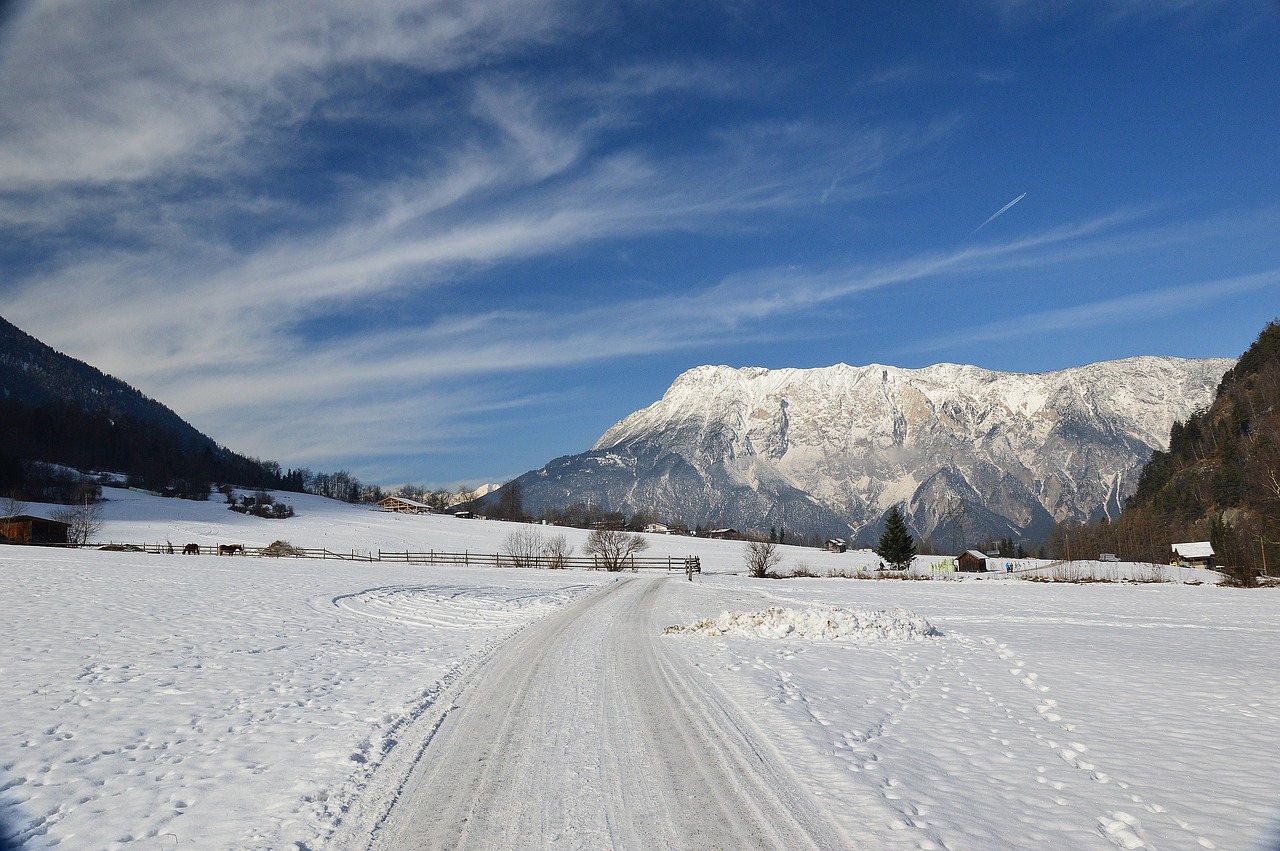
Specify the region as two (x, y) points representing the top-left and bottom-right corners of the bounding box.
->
(4, 1), (1273, 485)
(66, 203), (1258, 467)
(0, 0), (584, 188)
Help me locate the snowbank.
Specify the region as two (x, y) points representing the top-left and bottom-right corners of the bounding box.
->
(663, 606), (937, 642)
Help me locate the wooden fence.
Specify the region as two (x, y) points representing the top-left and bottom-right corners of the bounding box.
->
(82, 542), (700, 571)
(377, 551), (699, 571)
(94, 543), (379, 561)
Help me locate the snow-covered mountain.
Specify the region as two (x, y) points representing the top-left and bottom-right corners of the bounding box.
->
(505, 357), (1234, 547)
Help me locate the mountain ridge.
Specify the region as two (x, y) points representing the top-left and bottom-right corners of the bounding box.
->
(0, 314), (289, 498)
(502, 355), (1234, 546)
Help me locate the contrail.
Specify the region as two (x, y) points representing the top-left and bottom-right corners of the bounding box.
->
(820, 175), (841, 204)
(971, 191), (1027, 235)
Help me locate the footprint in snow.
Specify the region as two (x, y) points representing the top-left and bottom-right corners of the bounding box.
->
(1099, 811), (1146, 849)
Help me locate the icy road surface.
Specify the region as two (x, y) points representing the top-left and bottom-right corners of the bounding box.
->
(368, 576), (847, 850)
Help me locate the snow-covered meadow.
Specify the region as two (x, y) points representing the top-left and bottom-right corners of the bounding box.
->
(2, 488), (1278, 849)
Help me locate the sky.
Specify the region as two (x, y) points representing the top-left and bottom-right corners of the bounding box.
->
(0, 0), (1277, 490)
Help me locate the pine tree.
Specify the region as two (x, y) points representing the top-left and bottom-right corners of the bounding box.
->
(875, 504), (917, 571)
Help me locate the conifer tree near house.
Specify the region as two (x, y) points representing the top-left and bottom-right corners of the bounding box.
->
(875, 504), (917, 570)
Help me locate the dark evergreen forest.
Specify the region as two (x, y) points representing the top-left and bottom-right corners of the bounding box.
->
(1, 315), (354, 504)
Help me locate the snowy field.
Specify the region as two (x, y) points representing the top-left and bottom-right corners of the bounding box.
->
(2, 488), (1278, 849)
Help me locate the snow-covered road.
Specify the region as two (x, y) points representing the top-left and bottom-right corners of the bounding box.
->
(5, 492), (1279, 850)
(369, 576), (846, 850)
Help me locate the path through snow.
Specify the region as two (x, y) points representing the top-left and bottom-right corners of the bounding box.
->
(365, 576), (849, 850)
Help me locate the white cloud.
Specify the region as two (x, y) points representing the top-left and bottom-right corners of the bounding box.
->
(0, 0), (577, 187)
(6, 1), (1271, 482)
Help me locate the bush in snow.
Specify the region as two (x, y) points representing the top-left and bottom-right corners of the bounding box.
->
(743, 538), (782, 578)
(542, 533), (573, 569)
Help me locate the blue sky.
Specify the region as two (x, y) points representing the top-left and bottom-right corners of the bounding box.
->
(1, 0), (1277, 489)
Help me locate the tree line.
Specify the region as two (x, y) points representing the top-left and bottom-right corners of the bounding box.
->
(1041, 319), (1280, 583)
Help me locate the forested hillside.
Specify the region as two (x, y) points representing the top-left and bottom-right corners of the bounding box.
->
(1048, 320), (1280, 581)
(1, 315), (291, 500)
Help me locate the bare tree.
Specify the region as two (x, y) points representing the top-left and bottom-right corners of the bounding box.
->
(743, 538), (783, 578)
(53, 498), (104, 545)
(502, 526), (546, 568)
(543, 533), (574, 569)
(502, 527), (576, 568)
(494, 480), (524, 520)
(583, 528), (649, 571)
(2, 492), (27, 519)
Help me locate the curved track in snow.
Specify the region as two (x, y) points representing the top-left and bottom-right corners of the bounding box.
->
(366, 576), (846, 850)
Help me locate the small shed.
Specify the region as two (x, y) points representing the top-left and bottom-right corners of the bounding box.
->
(957, 549), (988, 572)
(377, 496), (431, 514)
(1171, 541), (1215, 569)
(824, 538), (848, 553)
(0, 514), (71, 545)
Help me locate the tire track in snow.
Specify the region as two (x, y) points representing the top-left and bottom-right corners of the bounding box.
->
(366, 576), (846, 850)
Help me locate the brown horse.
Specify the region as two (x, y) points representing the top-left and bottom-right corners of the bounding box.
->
(183, 543), (200, 555)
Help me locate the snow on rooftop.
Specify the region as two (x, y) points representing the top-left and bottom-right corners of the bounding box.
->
(1172, 541), (1214, 559)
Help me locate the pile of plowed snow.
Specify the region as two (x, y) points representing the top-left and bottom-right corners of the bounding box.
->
(663, 606), (937, 641)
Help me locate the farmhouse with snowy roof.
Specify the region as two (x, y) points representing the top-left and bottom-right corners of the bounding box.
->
(1171, 541), (1215, 569)
(376, 496), (431, 514)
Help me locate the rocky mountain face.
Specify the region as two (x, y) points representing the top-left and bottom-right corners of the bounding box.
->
(503, 357), (1234, 547)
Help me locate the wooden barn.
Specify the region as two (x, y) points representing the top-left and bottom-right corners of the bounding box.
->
(706, 528), (739, 540)
(0, 514), (71, 545)
(957, 549), (988, 572)
(824, 538), (848, 553)
(376, 496), (431, 514)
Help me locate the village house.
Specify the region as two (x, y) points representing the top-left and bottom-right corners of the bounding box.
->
(957, 549), (988, 572)
(1171, 541), (1215, 569)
